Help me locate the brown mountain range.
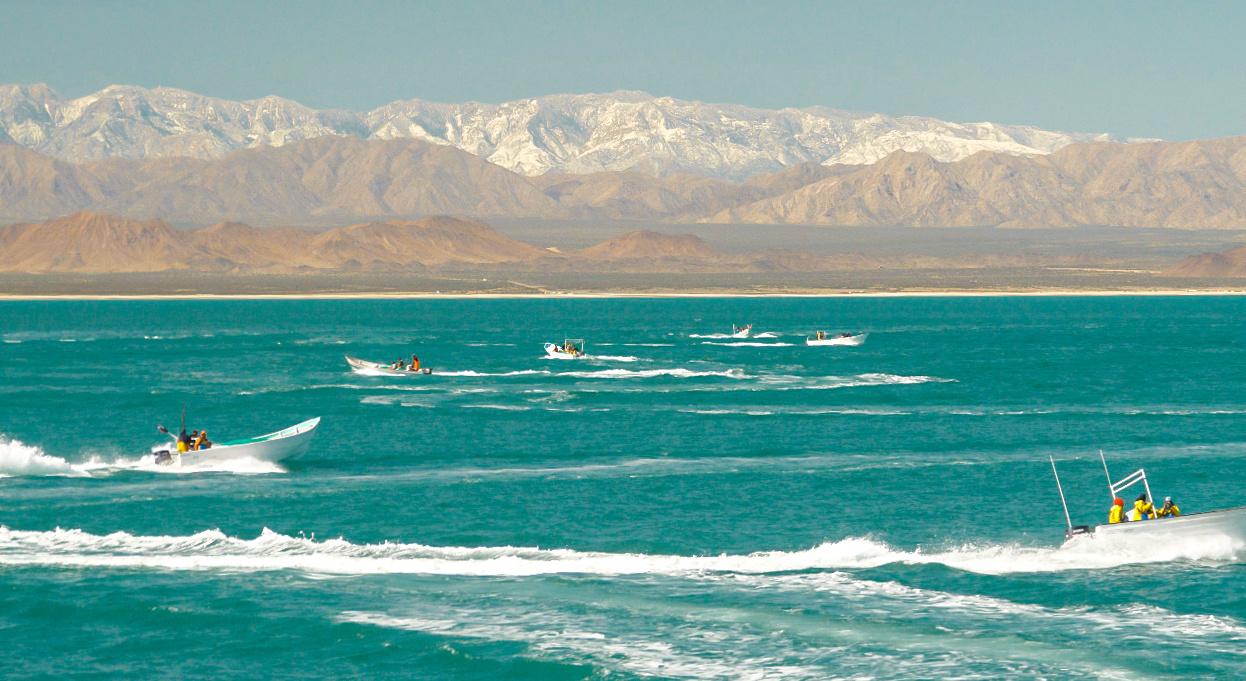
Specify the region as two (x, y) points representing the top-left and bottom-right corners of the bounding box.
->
(708, 138), (1246, 228)
(5, 136), (1246, 228)
(0, 137), (565, 224)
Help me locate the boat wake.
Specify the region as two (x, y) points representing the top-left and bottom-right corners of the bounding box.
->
(701, 341), (795, 347)
(0, 527), (1239, 576)
(0, 436), (86, 478)
(587, 354), (639, 362)
(430, 369), (549, 377)
(0, 435), (283, 477)
(559, 368), (749, 380)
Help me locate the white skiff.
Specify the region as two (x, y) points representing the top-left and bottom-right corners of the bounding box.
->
(346, 355), (431, 375)
(155, 417), (321, 465)
(806, 332), (867, 347)
(544, 339), (586, 360)
(1052, 451), (1246, 545)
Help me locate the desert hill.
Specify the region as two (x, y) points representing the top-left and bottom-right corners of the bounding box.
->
(1166, 245), (1246, 277)
(576, 230), (722, 260)
(0, 212), (547, 273)
(0, 212), (195, 272)
(304, 217), (547, 268)
(536, 172), (762, 220)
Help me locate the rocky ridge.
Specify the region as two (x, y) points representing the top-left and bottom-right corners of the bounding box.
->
(0, 84), (1113, 178)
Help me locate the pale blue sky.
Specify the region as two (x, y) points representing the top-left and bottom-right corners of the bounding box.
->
(3, 0), (1243, 139)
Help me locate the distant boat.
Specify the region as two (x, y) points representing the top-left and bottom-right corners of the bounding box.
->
(731, 324), (753, 338)
(544, 338), (586, 359)
(1051, 451), (1246, 544)
(345, 355), (432, 375)
(154, 417), (320, 465)
(806, 332), (867, 347)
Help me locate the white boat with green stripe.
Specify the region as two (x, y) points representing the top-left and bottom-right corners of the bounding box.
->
(157, 418), (321, 465)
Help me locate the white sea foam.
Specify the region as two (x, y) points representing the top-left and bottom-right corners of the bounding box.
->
(677, 407), (909, 416)
(0, 527), (1239, 577)
(679, 409), (776, 416)
(588, 354), (639, 362)
(559, 368), (749, 379)
(0, 436), (83, 477)
(724, 571), (1246, 650)
(780, 373), (953, 390)
(239, 382), (438, 395)
(359, 395), (434, 409)
(435, 369), (550, 377)
(338, 608), (829, 681)
(701, 341), (795, 347)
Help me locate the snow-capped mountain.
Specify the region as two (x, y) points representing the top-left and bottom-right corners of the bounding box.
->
(0, 84), (1117, 179)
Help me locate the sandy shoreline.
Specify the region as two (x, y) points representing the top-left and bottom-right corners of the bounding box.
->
(2, 288), (1246, 300)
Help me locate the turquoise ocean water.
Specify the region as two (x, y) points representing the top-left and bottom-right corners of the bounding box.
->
(1, 297), (1244, 679)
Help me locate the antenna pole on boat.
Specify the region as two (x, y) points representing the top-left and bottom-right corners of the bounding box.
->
(1099, 449), (1114, 501)
(1050, 456), (1073, 533)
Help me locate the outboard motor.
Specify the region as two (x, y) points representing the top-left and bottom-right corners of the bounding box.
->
(153, 450), (174, 466)
(1065, 525), (1092, 540)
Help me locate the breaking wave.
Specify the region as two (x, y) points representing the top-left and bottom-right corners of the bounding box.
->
(0, 436), (83, 477)
(0, 527), (1239, 576)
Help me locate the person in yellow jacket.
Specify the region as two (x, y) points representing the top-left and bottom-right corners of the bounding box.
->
(1157, 496), (1181, 518)
(193, 429), (210, 451)
(1108, 497), (1127, 524)
(1131, 493), (1156, 521)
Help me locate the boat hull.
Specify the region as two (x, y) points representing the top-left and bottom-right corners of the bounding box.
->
(807, 333), (867, 346)
(1068, 505), (1246, 545)
(173, 417), (320, 464)
(346, 355), (430, 375)
(543, 343), (585, 359)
